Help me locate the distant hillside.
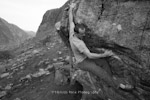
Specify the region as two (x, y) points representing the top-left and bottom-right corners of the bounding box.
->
(0, 17), (34, 50)
(25, 31), (36, 38)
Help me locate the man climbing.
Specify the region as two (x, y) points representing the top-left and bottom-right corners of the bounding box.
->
(68, 2), (133, 90)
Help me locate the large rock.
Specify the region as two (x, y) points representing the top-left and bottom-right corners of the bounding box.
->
(74, 0), (150, 65)
(36, 1), (69, 39)
(36, 0), (150, 100)
(37, 0), (150, 66)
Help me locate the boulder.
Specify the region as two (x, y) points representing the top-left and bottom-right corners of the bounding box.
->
(36, 0), (150, 100)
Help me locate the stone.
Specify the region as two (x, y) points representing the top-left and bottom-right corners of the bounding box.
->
(32, 69), (50, 77)
(14, 98), (21, 100)
(20, 66), (24, 70)
(117, 24), (122, 31)
(25, 74), (32, 79)
(53, 62), (64, 68)
(58, 57), (63, 60)
(58, 51), (62, 55)
(5, 84), (12, 90)
(53, 58), (57, 62)
(45, 64), (53, 70)
(0, 73), (9, 78)
(32, 49), (39, 54)
(0, 91), (7, 98)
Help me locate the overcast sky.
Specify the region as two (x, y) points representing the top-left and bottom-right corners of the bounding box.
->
(0, 0), (68, 32)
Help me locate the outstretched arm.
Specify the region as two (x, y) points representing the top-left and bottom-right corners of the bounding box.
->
(69, 3), (76, 36)
(68, 3), (76, 70)
(74, 40), (114, 59)
(84, 49), (113, 59)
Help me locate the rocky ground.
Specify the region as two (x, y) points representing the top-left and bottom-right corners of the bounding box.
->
(0, 34), (83, 100)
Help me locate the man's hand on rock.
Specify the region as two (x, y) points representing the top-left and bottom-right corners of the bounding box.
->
(104, 50), (114, 56)
(104, 50), (122, 60)
(69, 3), (76, 8)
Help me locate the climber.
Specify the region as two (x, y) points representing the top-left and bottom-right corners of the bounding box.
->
(68, 2), (134, 90)
(55, 7), (77, 85)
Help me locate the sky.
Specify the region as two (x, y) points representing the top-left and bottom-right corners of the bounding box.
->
(0, 0), (68, 32)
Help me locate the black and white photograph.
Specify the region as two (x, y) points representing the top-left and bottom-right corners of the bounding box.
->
(0, 0), (150, 100)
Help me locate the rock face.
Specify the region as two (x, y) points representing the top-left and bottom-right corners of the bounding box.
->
(0, 17), (33, 50)
(75, 0), (150, 66)
(36, 0), (150, 100)
(36, 9), (60, 38)
(37, 0), (150, 66)
(36, 1), (69, 39)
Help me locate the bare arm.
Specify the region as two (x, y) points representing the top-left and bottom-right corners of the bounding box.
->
(83, 49), (113, 59)
(75, 40), (114, 59)
(68, 3), (76, 70)
(69, 3), (75, 36)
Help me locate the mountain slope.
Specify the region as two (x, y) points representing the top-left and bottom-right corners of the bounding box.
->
(0, 17), (33, 50)
(0, 18), (14, 45)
